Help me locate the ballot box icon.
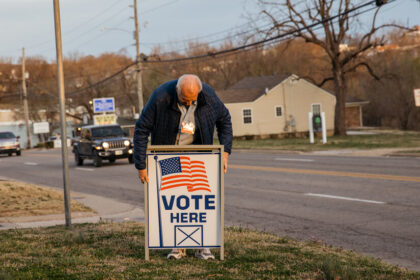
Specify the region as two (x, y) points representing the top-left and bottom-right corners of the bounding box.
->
(174, 225), (203, 247)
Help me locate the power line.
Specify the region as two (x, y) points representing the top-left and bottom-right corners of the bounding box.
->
(0, 0), (127, 54)
(137, 0), (361, 56)
(26, 3), (130, 57)
(141, 1), (382, 64)
(137, 1), (305, 46)
(141, 0), (183, 15)
(66, 62), (136, 97)
(63, 0), (124, 37)
(2, 2), (381, 102)
(71, 18), (132, 50)
(65, 0), (388, 96)
(137, 12), (286, 54)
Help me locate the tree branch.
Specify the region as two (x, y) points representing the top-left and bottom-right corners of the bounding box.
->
(301, 75), (335, 87)
(344, 61), (380, 80)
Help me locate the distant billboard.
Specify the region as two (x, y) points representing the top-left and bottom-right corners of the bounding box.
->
(93, 97), (115, 113)
(33, 122), (49, 134)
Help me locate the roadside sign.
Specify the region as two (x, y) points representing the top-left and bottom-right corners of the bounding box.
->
(33, 122), (49, 134)
(53, 139), (71, 148)
(93, 114), (117, 125)
(414, 89), (420, 107)
(93, 97), (115, 113)
(145, 145), (224, 260)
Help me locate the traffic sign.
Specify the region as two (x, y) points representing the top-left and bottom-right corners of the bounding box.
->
(93, 97), (115, 113)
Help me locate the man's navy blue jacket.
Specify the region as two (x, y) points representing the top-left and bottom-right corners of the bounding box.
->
(133, 80), (233, 170)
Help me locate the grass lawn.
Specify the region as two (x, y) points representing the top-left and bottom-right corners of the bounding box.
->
(0, 180), (94, 218)
(0, 222), (419, 280)
(231, 131), (420, 151)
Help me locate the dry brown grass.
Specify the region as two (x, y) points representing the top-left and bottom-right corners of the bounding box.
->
(0, 222), (419, 279)
(0, 180), (94, 217)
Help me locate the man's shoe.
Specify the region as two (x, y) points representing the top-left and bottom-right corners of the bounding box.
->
(195, 248), (215, 260)
(167, 249), (186, 259)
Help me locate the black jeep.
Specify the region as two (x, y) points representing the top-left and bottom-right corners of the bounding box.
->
(72, 124), (133, 167)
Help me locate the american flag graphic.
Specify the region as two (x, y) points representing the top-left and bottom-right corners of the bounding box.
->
(158, 156), (211, 192)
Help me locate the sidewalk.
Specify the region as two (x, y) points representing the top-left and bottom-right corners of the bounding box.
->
(308, 147), (420, 157)
(0, 191), (145, 230)
(234, 147), (420, 157)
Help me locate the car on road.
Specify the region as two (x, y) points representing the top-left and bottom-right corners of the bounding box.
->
(72, 124), (133, 167)
(0, 131), (21, 156)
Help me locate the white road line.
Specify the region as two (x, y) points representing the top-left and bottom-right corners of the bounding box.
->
(275, 158), (315, 162)
(24, 162), (38, 166)
(75, 167), (94, 172)
(305, 193), (385, 204)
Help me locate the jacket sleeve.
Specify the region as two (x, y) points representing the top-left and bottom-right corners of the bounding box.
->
(216, 100), (233, 154)
(133, 96), (156, 170)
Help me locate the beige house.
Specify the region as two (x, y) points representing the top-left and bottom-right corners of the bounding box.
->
(217, 74), (336, 138)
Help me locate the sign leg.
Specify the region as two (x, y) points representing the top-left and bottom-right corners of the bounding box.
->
(220, 147), (225, 261)
(144, 181), (150, 261)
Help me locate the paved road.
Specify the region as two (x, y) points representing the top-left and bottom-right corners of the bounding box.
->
(1, 149), (419, 270)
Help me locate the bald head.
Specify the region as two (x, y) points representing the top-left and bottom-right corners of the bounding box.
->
(176, 74), (202, 106)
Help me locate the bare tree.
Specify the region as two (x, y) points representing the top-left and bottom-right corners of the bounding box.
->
(258, 0), (408, 135)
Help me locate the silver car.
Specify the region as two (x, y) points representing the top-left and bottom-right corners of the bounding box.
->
(0, 131), (21, 156)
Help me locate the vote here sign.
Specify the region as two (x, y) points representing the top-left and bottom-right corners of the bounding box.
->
(146, 146), (223, 251)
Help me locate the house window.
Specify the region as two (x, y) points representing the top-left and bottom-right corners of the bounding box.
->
(275, 106), (282, 117)
(312, 104), (321, 114)
(243, 109), (252, 124)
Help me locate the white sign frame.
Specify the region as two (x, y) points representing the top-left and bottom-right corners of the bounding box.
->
(145, 145), (224, 261)
(33, 122), (50, 134)
(93, 97), (115, 113)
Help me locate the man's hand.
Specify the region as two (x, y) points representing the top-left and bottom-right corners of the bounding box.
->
(223, 152), (229, 174)
(138, 169), (149, 184)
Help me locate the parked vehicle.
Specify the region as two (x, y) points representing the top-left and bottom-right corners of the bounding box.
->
(0, 131), (21, 156)
(71, 125), (133, 167)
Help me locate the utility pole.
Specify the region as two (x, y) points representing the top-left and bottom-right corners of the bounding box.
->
(53, 0), (71, 227)
(133, 0), (144, 113)
(21, 48), (31, 149)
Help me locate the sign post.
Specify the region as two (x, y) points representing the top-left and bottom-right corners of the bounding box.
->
(321, 112), (327, 144)
(145, 145), (224, 260)
(414, 89), (420, 107)
(308, 112), (314, 144)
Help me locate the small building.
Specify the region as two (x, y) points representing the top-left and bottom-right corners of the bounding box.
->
(217, 74), (336, 138)
(345, 97), (369, 128)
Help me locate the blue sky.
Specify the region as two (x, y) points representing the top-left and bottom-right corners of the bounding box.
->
(0, 0), (419, 63)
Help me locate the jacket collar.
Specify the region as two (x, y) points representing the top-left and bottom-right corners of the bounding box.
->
(170, 88), (207, 112)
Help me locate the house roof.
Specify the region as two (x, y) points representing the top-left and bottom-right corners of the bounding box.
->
(217, 74), (369, 105)
(217, 74), (290, 103)
(345, 96), (370, 105)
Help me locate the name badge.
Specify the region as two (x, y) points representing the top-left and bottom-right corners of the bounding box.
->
(181, 122), (195, 134)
